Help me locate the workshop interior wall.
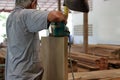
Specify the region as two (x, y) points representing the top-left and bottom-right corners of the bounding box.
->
(70, 0), (120, 45)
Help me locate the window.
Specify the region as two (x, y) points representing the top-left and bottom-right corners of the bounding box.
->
(73, 24), (93, 36)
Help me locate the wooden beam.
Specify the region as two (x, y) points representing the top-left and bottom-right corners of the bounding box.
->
(41, 37), (68, 80)
(69, 69), (120, 80)
(83, 13), (88, 54)
(58, 0), (61, 11)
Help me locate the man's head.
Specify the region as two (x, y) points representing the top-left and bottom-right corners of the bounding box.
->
(15, 0), (37, 9)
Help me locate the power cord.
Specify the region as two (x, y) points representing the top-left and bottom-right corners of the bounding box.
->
(68, 36), (75, 80)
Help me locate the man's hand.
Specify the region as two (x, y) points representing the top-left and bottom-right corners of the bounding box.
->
(48, 11), (67, 24)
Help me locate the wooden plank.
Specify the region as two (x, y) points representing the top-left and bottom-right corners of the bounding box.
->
(97, 44), (120, 50)
(68, 69), (120, 80)
(72, 44), (120, 50)
(77, 62), (99, 71)
(71, 52), (102, 59)
(41, 37), (68, 80)
(0, 48), (6, 58)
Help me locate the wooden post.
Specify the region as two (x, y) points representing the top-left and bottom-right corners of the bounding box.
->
(83, 13), (88, 54)
(58, 0), (61, 11)
(41, 37), (68, 80)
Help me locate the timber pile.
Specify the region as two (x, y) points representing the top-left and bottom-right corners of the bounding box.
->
(0, 48), (6, 64)
(71, 44), (120, 69)
(89, 45), (120, 59)
(0, 48), (6, 80)
(0, 48), (6, 59)
(71, 44), (120, 59)
(68, 69), (120, 80)
(70, 52), (108, 70)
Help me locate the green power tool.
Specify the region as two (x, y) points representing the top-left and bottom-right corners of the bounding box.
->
(51, 22), (70, 37)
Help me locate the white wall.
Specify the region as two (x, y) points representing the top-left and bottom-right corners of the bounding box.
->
(93, 0), (120, 45)
(0, 12), (9, 43)
(70, 11), (97, 44)
(71, 12), (83, 44)
(70, 0), (120, 45)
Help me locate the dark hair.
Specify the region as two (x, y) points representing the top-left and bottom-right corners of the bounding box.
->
(15, 0), (35, 8)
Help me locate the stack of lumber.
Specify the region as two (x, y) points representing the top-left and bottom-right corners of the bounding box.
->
(89, 44), (120, 59)
(0, 48), (6, 64)
(70, 52), (108, 70)
(71, 44), (120, 69)
(0, 48), (6, 59)
(71, 44), (120, 59)
(68, 69), (120, 80)
(0, 48), (6, 80)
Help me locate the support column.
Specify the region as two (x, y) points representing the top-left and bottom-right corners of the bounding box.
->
(83, 13), (88, 54)
(58, 0), (61, 11)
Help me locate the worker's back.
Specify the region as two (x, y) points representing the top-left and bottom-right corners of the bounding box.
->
(5, 6), (49, 80)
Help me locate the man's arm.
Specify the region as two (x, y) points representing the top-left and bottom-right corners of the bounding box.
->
(23, 10), (66, 32)
(47, 11), (66, 23)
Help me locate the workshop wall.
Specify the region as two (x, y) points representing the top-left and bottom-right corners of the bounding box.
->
(71, 0), (120, 45)
(93, 0), (120, 45)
